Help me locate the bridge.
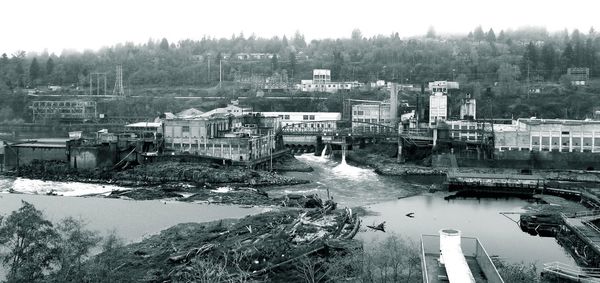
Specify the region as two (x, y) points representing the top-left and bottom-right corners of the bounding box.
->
(278, 120), (433, 154)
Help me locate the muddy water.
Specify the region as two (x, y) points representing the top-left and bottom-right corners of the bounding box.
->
(0, 153), (577, 270)
(0, 191), (268, 243)
(276, 154), (576, 268)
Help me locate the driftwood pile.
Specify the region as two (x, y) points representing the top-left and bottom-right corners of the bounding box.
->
(166, 201), (361, 281)
(104, 201), (361, 282)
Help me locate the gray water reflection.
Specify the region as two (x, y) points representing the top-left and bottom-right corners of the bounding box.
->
(0, 193), (268, 243)
(276, 154), (437, 206)
(278, 154), (576, 268)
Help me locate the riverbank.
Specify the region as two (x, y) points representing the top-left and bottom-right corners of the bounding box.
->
(86, 205), (361, 282)
(345, 146), (446, 176)
(1, 158), (319, 207)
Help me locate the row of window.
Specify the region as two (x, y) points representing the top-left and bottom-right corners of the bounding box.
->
(287, 123), (333, 128)
(303, 84), (353, 88)
(499, 147), (595, 153)
(352, 118), (389, 123)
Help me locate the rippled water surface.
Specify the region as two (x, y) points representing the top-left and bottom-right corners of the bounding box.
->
(0, 153), (578, 269)
(275, 153), (576, 268)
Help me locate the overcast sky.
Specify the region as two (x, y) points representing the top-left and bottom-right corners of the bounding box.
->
(1, 0), (598, 55)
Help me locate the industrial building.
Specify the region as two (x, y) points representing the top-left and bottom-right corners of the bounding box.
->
(257, 112), (341, 130)
(459, 93), (476, 120)
(494, 118), (600, 152)
(567, 67), (590, 86)
(297, 69), (363, 93)
(429, 81), (459, 127)
(161, 111), (282, 164)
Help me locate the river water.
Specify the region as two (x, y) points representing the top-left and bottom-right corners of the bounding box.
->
(0, 153), (576, 271)
(274, 153), (576, 268)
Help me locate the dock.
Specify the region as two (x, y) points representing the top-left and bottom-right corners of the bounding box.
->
(421, 230), (504, 283)
(446, 171), (544, 195)
(562, 211), (600, 257)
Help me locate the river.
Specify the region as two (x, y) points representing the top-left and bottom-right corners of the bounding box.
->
(0, 153), (576, 271)
(275, 153), (576, 268)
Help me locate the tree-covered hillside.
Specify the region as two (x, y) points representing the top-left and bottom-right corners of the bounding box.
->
(0, 26), (599, 121)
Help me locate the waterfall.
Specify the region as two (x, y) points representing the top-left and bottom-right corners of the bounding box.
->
(320, 146), (328, 158)
(341, 146), (347, 165)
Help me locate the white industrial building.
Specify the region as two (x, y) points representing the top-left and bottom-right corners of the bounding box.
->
(297, 69), (363, 93)
(429, 81), (459, 127)
(494, 118), (600, 152)
(459, 93), (476, 120)
(257, 111), (341, 130)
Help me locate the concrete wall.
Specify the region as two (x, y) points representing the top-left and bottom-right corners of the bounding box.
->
(435, 150), (600, 170)
(4, 146), (67, 169)
(283, 135), (317, 145)
(69, 145), (115, 169)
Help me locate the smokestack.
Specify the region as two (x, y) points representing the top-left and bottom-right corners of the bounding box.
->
(389, 83), (398, 126)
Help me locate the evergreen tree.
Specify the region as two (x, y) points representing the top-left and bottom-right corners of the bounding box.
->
(497, 30), (506, 42)
(288, 51), (296, 78)
(282, 35), (288, 46)
(159, 38), (169, 51)
(540, 43), (556, 78)
(332, 51), (344, 80)
(29, 58), (41, 83)
(473, 26), (485, 42)
(562, 43), (575, 69)
(574, 40), (586, 66)
(586, 38), (596, 71)
(271, 54), (278, 71)
(293, 31), (306, 48)
(486, 28), (496, 42)
(46, 57), (55, 77)
(521, 42), (538, 80)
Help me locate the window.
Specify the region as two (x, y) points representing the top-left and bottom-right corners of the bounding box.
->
(357, 111), (364, 115)
(303, 115), (309, 120)
(284, 115), (290, 120)
(562, 131), (570, 135)
(182, 126), (190, 132)
(309, 115), (315, 120)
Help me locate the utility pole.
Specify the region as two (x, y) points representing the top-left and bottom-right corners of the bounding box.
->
(219, 59), (222, 88)
(269, 131), (273, 172)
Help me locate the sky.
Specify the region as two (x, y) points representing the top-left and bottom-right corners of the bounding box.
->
(1, 0), (598, 55)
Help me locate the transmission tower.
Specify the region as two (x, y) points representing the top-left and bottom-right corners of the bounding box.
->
(89, 73), (107, 96)
(113, 65), (125, 96)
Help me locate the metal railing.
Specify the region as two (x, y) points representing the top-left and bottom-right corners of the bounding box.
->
(420, 234), (504, 283)
(543, 262), (600, 282)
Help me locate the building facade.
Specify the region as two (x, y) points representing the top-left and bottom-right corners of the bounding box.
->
(428, 81), (459, 127)
(297, 69), (363, 93)
(494, 118), (600, 152)
(163, 113), (281, 162)
(258, 112), (340, 131)
(459, 94), (476, 120)
(351, 103), (393, 132)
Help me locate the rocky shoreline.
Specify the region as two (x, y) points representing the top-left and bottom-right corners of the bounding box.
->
(2, 158), (318, 207)
(346, 148), (447, 176)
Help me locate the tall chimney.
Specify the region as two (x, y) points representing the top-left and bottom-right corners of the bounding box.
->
(389, 83), (398, 126)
